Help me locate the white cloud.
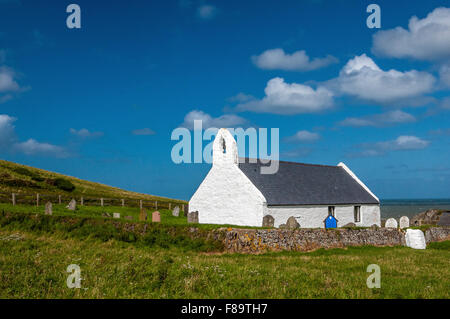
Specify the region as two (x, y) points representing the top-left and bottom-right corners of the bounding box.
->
(0, 66), (19, 93)
(338, 110), (416, 127)
(0, 114), (16, 148)
(181, 110), (247, 130)
(372, 7), (450, 61)
(285, 130), (320, 143)
(332, 54), (435, 103)
(0, 114), (67, 157)
(197, 5), (217, 20)
(355, 135), (430, 157)
(236, 77), (333, 115)
(70, 128), (104, 138)
(14, 139), (67, 157)
(132, 128), (156, 136)
(251, 48), (338, 71)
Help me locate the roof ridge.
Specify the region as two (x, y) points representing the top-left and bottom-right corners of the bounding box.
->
(238, 157), (338, 168)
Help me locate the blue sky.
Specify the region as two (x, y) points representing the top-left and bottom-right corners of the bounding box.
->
(1, 0), (449, 200)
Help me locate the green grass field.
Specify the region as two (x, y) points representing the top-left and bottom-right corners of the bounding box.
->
(1, 227), (449, 299)
(0, 205), (449, 299)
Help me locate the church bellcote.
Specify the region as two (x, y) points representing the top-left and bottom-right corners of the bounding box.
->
(213, 128), (238, 166)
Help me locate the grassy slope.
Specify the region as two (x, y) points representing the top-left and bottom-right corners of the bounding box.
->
(0, 228), (448, 298)
(0, 159), (185, 203)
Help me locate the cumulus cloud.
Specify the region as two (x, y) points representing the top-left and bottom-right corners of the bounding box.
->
(236, 77), (333, 115)
(181, 110), (247, 130)
(14, 139), (67, 157)
(330, 54), (435, 104)
(132, 128), (156, 136)
(354, 135), (430, 157)
(251, 48), (338, 71)
(372, 7), (450, 61)
(338, 110), (416, 127)
(70, 128), (104, 138)
(285, 130), (320, 143)
(0, 66), (20, 93)
(197, 5), (217, 20)
(0, 114), (68, 157)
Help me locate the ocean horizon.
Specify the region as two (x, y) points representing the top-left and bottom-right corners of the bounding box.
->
(380, 198), (450, 219)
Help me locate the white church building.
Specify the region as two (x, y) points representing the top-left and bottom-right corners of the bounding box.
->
(189, 128), (381, 228)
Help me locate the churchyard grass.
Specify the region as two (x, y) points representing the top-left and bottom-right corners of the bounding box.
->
(0, 227), (449, 298)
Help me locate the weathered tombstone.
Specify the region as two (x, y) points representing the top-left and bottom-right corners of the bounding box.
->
(286, 216), (300, 230)
(172, 206), (180, 217)
(139, 208), (147, 221)
(405, 229), (426, 249)
(125, 216), (133, 221)
(385, 218), (398, 228)
(45, 202), (53, 215)
(152, 211), (161, 223)
(262, 215), (274, 227)
(66, 199), (76, 211)
(187, 211), (198, 224)
(343, 222), (356, 228)
(113, 212), (120, 219)
(399, 216), (410, 229)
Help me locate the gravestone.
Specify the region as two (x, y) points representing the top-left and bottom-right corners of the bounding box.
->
(187, 211), (198, 224)
(385, 218), (398, 228)
(139, 208), (147, 221)
(45, 202), (53, 215)
(102, 212), (111, 218)
(113, 213), (120, 219)
(343, 222), (356, 228)
(152, 211), (161, 223)
(262, 215), (274, 227)
(286, 216), (300, 230)
(66, 199), (76, 211)
(125, 216), (133, 221)
(405, 229), (426, 249)
(399, 216), (410, 229)
(172, 206), (180, 217)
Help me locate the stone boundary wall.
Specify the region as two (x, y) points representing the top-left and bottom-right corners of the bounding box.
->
(215, 227), (450, 253)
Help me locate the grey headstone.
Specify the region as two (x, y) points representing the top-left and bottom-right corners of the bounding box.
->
(113, 213), (120, 219)
(45, 202), (52, 215)
(343, 222), (356, 228)
(66, 199), (76, 211)
(187, 211), (199, 224)
(399, 216), (410, 229)
(286, 216), (300, 230)
(262, 215), (274, 227)
(172, 206), (180, 217)
(385, 218), (398, 228)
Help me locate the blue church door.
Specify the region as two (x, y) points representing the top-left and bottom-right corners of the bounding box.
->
(325, 215), (337, 229)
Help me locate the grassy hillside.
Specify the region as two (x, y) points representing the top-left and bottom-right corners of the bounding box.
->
(0, 159), (185, 203)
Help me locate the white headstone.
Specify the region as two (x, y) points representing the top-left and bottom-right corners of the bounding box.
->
(113, 213), (120, 219)
(385, 218), (398, 228)
(66, 199), (76, 211)
(405, 229), (426, 249)
(172, 206), (180, 217)
(399, 216), (410, 229)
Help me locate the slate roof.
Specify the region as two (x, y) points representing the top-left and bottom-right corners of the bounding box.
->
(238, 159), (379, 206)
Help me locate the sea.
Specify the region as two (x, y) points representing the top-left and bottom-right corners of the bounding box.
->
(380, 199), (450, 220)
